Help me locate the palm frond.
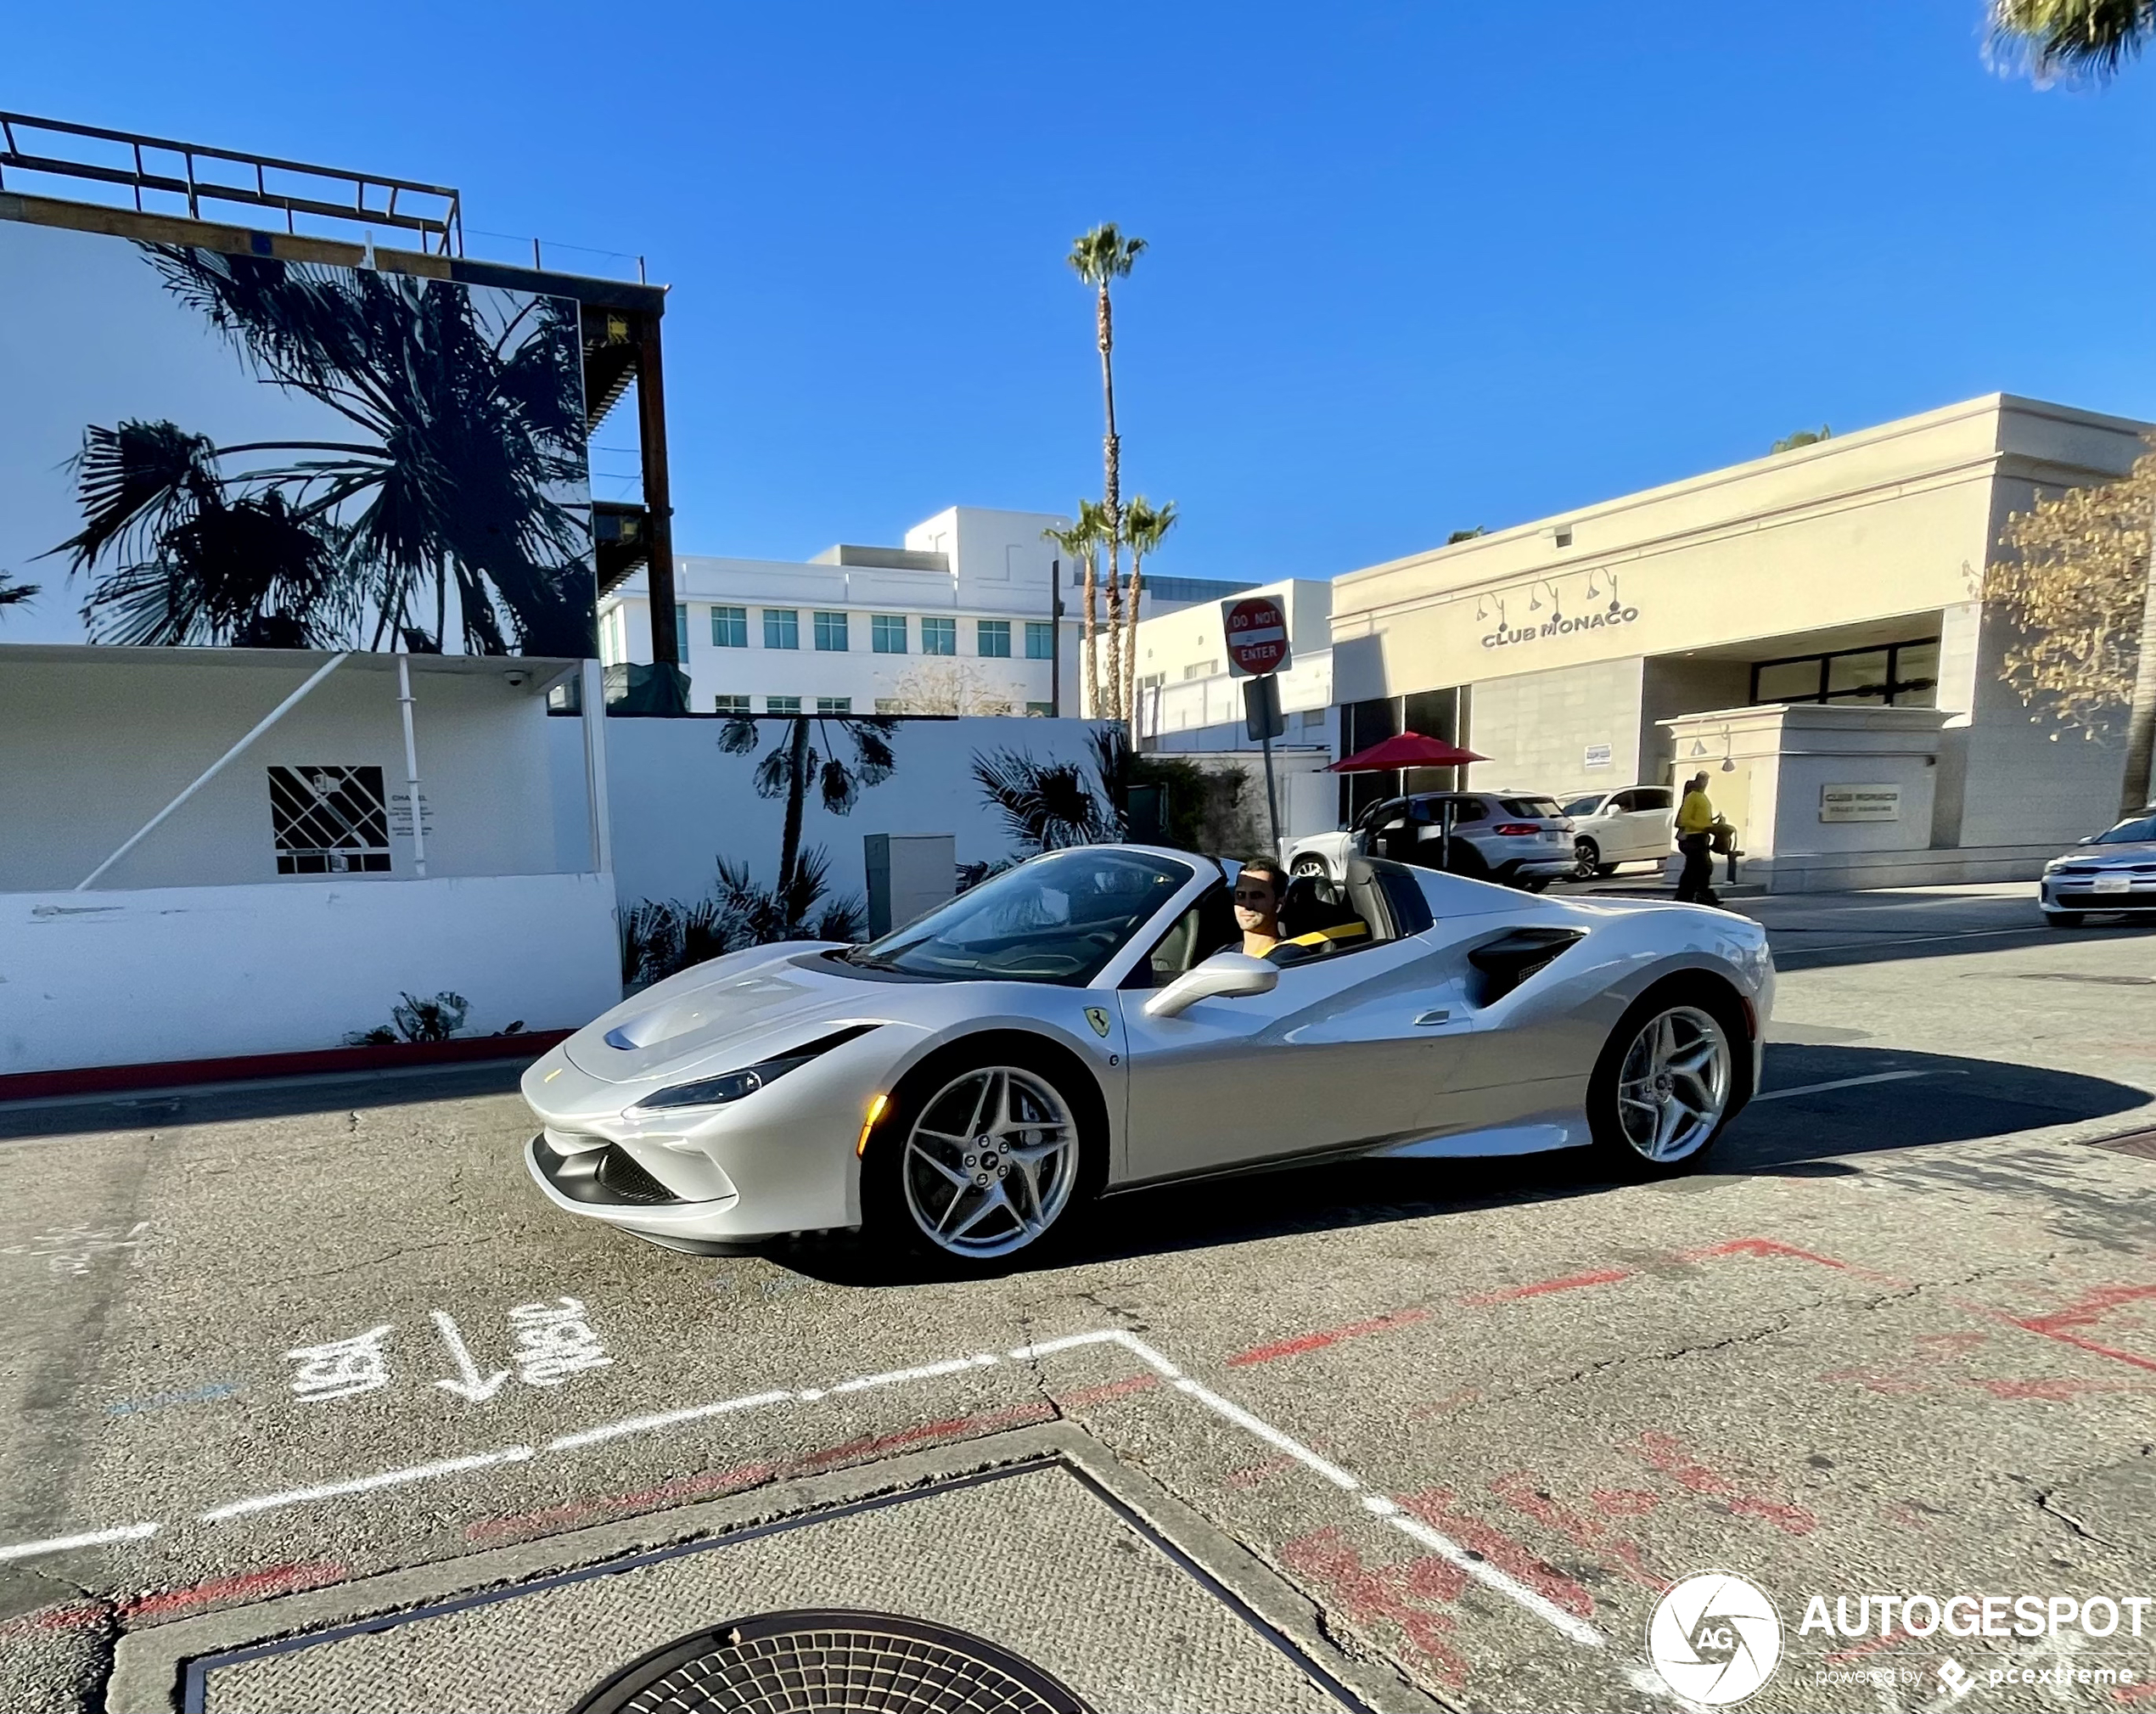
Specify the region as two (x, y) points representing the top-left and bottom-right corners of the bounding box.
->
(1991, 0), (2155, 79)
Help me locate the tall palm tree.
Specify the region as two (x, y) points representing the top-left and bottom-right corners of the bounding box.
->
(1119, 495), (1177, 728)
(718, 711), (898, 924)
(48, 244), (592, 655)
(1042, 501), (1109, 716)
(0, 570), (39, 615)
(1991, 0), (2156, 809)
(1067, 223), (1147, 722)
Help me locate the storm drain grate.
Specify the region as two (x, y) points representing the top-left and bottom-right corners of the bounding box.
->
(571, 1610), (1092, 1714)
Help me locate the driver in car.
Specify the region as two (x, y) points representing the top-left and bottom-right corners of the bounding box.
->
(1232, 859), (1289, 958)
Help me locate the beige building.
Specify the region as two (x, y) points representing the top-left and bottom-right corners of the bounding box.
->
(1329, 394), (2147, 885)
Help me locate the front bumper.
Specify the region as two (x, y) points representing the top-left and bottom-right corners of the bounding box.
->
(525, 1132), (816, 1245)
(2041, 875), (2156, 913)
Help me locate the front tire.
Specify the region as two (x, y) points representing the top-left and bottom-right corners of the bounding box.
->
(1291, 854), (1332, 879)
(863, 1048), (1096, 1272)
(1586, 986), (1745, 1178)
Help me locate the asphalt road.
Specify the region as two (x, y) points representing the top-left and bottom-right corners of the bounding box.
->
(3, 885), (2153, 1713)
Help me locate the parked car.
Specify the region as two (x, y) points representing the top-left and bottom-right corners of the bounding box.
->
(1559, 785), (1678, 878)
(2039, 806), (2156, 927)
(520, 844), (1772, 1270)
(1285, 790), (1576, 891)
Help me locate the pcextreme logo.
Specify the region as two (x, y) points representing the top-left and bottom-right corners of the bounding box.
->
(1648, 1571), (1785, 1706)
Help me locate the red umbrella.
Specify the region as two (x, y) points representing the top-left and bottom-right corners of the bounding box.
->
(1328, 731), (1488, 773)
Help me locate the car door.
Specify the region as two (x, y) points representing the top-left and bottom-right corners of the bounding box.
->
(1621, 787), (1676, 859)
(1115, 870), (1478, 1182)
(1596, 789), (1642, 858)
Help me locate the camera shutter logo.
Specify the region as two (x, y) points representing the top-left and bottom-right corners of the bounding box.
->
(1648, 1571), (1783, 1705)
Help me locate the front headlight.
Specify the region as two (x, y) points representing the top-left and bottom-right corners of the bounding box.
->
(631, 1025), (879, 1114)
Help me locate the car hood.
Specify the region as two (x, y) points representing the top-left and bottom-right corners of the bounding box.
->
(565, 945), (893, 1085)
(2052, 840), (2156, 869)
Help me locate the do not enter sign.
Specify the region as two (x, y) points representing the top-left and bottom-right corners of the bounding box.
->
(1222, 595), (1290, 678)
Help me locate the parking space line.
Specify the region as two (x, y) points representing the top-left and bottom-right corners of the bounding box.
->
(1753, 1070), (1933, 1101)
(547, 1390), (796, 1452)
(197, 1447), (535, 1522)
(0, 1522), (157, 1562)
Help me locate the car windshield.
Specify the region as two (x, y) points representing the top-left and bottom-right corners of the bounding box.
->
(844, 848), (1194, 984)
(1561, 795), (1605, 818)
(1500, 796), (1564, 819)
(2092, 812), (2156, 845)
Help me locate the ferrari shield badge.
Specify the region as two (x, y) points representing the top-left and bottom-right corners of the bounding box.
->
(1084, 1006), (1112, 1038)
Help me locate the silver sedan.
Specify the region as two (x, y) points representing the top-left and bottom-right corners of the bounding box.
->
(521, 846), (1774, 1273)
(2039, 806), (2156, 926)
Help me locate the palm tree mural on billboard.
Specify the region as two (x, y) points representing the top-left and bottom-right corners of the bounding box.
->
(42, 244), (595, 657)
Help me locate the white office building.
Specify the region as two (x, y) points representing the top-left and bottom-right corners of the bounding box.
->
(599, 505), (1252, 717)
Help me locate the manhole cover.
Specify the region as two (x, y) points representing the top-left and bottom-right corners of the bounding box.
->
(571, 1610), (1092, 1714)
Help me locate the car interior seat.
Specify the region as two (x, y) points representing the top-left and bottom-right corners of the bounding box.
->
(1275, 873), (1373, 963)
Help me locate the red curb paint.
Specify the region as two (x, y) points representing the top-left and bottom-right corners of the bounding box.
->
(466, 1397), (1065, 1543)
(1488, 1472), (1666, 1593)
(1054, 1374), (1160, 1411)
(1398, 1488), (1598, 1618)
(1966, 1375), (2155, 1400)
(121, 1561), (345, 1623)
(0, 1603), (105, 1637)
(1277, 1525), (1472, 1689)
(1634, 1430), (1818, 1537)
(1225, 1308), (1434, 1367)
(1460, 1267), (1632, 1306)
(1226, 1454), (1300, 1490)
(0, 1032), (568, 1104)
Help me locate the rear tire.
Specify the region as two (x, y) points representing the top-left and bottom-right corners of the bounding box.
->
(1573, 838), (1601, 880)
(862, 1040), (1102, 1275)
(1585, 981), (1749, 1179)
(1291, 854), (1332, 879)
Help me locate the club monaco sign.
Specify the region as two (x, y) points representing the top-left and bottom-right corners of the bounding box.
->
(1482, 601), (1642, 650)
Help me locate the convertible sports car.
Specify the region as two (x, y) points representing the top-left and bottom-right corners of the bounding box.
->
(522, 846), (1773, 1271)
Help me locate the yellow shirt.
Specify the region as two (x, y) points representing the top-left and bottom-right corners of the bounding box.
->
(1676, 789), (1716, 835)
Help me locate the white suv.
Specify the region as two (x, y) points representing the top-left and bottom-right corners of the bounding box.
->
(1560, 785), (1677, 877)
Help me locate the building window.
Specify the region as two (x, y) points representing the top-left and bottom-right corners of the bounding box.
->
(922, 616), (957, 655)
(766, 695), (802, 714)
(814, 610), (849, 652)
(1749, 638), (1940, 709)
(817, 696), (852, 714)
(270, 766), (391, 874)
(872, 614), (907, 654)
(711, 605), (748, 648)
(713, 694), (750, 713)
(1182, 660), (1219, 680)
(874, 698), (904, 714)
(1301, 709), (1326, 729)
(1025, 621), (1054, 660)
(978, 619), (1012, 658)
(764, 609), (800, 650)
(675, 604), (689, 656)
(1026, 700), (1055, 717)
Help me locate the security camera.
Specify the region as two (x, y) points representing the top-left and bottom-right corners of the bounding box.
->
(503, 670), (530, 688)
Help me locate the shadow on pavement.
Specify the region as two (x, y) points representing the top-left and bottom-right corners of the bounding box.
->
(778, 1042), (2151, 1286)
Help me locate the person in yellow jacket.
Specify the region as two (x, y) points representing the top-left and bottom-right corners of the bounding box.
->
(1674, 772), (1720, 904)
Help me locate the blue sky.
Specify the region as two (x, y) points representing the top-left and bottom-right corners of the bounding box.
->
(9, 0), (2156, 607)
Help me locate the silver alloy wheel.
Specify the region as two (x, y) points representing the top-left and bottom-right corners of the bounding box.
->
(1614, 1005), (1732, 1162)
(901, 1066), (1078, 1258)
(1573, 838), (1600, 879)
(1292, 855), (1330, 878)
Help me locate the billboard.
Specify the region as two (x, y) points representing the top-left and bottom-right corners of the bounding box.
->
(0, 217), (596, 657)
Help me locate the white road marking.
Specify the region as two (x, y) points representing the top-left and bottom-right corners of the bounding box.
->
(0, 1522), (157, 1561)
(197, 1447), (534, 1521)
(1386, 1509), (1608, 1649)
(547, 1390), (795, 1452)
(830, 1354), (1001, 1394)
(32, 1328), (1696, 1701)
(1753, 1070), (1933, 1102)
(430, 1309), (511, 1404)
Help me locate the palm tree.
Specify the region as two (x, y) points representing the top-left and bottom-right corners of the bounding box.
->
(1042, 501), (1109, 716)
(1119, 496), (1177, 728)
(0, 570), (39, 615)
(718, 711), (898, 924)
(1990, 0), (2156, 809)
(48, 244), (592, 655)
(1067, 223), (1147, 722)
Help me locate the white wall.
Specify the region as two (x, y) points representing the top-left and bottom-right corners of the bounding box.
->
(568, 715), (1120, 914)
(0, 873), (620, 1076)
(1465, 657), (1648, 795)
(0, 652), (581, 892)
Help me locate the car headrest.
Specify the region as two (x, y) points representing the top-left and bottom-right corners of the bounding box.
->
(1279, 874), (1360, 940)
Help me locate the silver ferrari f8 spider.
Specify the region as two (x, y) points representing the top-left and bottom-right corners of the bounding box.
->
(522, 846), (1772, 1271)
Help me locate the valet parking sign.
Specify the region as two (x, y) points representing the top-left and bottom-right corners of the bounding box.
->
(1223, 595), (1291, 678)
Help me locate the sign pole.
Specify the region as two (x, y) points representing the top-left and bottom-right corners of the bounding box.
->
(1260, 723), (1281, 857)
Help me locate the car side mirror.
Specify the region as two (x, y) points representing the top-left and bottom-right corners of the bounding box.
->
(1143, 952), (1280, 1020)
